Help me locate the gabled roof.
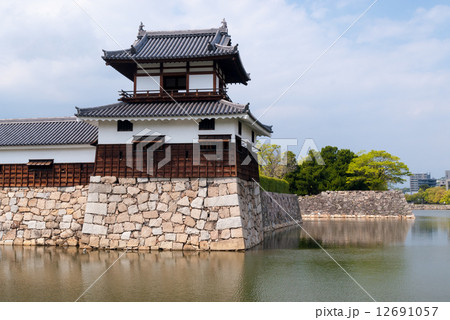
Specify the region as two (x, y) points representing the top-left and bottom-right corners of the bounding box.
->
(0, 117), (98, 147)
(102, 20), (250, 84)
(76, 100), (272, 135)
(103, 28), (237, 60)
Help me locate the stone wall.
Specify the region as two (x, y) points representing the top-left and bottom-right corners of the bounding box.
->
(412, 204), (450, 210)
(0, 177), (263, 251)
(1, 176), (304, 250)
(261, 192), (302, 231)
(298, 190), (414, 219)
(0, 186), (88, 246)
(79, 176), (262, 251)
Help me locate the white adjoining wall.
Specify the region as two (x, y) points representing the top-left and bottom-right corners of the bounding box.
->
(0, 145), (96, 164)
(97, 118), (258, 145)
(97, 118), (242, 144)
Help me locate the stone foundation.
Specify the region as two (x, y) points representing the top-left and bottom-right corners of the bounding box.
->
(299, 190), (414, 219)
(0, 177), (302, 250)
(79, 176), (262, 251)
(0, 186), (88, 247)
(0, 177), (265, 251)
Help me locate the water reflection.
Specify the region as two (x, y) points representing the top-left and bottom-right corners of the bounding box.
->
(1, 211), (450, 302)
(259, 219), (414, 250)
(0, 247), (246, 301)
(408, 210), (450, 245)
(299, 219), (414, 248)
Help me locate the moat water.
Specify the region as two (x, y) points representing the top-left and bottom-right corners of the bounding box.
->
(1, 210), (449, 302)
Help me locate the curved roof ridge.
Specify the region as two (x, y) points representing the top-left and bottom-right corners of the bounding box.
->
(0, 116), (78, 124)
(145, 28), (219, 36)
(219, 99), (246, 109)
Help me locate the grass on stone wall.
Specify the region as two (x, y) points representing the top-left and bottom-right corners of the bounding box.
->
(259, 175), (291, 194)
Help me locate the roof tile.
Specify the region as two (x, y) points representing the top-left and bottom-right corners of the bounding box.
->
(0, 117), (98, 147)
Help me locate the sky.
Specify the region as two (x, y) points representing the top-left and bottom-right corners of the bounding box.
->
(1, 0), (450, 183)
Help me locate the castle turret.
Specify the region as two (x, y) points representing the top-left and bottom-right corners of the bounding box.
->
(77, 20), (272, 181)
(102, 20), (250, 103)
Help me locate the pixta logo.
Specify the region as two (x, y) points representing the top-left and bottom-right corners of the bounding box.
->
(125, 129), (172, 176)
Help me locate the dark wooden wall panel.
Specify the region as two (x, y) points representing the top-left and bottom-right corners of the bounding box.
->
(0, 163), (94, 187)
(0, 142), (260, 187)
(94, 143), (259, 181)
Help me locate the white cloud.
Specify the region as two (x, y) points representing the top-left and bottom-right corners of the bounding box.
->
(1, 0), (450, 177)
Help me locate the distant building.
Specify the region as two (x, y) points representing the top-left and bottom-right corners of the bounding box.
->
(436, 178), (446, 187)
(445, 170), (450, 190)
(410, 173), (436, 193)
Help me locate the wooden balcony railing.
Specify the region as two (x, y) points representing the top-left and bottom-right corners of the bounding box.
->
(119, 88), (229, 102)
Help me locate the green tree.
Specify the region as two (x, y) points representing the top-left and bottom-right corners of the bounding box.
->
(285, 146), (357, 195)
(281, 151), (298, 178)
(439, 190), (450, 204)
(346, 150), (410, 191)
(257, 143), (297, 179)
(424, 187), (447, 204)
(405, 191), (425, 204)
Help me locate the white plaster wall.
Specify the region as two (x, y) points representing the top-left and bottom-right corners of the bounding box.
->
(189, 74), (213, 90)
(98, 118), (240, 144)
(0, 145), (96, 164)
(240, 122), (254, 142)
(136, 76), (160, 92)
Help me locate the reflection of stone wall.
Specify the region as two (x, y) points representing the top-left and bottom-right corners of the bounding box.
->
(261, 192), (302, 231)
(299, 219), (413, 246)
(299, 191), (414, 219)
(0, 246), (246, 301)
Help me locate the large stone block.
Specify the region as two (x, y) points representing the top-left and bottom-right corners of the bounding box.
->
(216, 217), (242, 230)
(82, 223), (108, 235)
(112, 186), (127, 194)
(210, 238), (245, 251)
(127, 186), (141, 196)
(85, 203), (108, 216)
(101, 176), (118, 184)
(89, 183), (112, 194)
(128, 205), (139, 215)
(177, 196), (190, 206)
(140, 226), (152, 238)
(121, 232), (131, 240)
(204, 194), (239, 207)
(191, 197), (203, 208)
(152, 228), (163, 235)
(149, 218), (162, 227)
(90, 176), (101, 183)
(84, 213), (94, 224)
(36, 222), (46, 230)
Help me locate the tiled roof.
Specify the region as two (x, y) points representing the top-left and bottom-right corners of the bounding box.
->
(0, 117), (98, 147)
(103, 27), (236, 61)
(102, 21), (250, 84)
(76, 100), (273, 134)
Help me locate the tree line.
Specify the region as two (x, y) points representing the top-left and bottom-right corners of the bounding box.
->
(405, 186), (450, 204)
(257, 144), (410, 196)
